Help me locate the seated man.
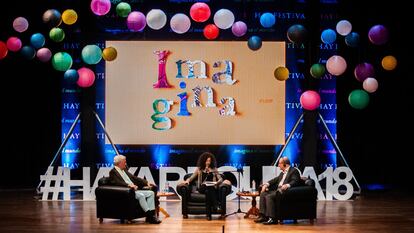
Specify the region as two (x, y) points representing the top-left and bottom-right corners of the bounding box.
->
(255, 156), (300, 225)
(109, 154), (161, 224)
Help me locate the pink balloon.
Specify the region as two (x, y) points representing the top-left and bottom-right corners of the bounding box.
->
(6, 37), (22, 52)
(90, 0), (111, 16)
(326, 55), (347, 76)
(77, 67), (95, 88)
(190, 2), (211, 22)
(300, 90), (321, 111)
(362, 77), (378, 93)
(13, 17), (29, 33)
(127, 11), (146, 32)
(36, 48), (52, 62)
(231, 21), (247, 37)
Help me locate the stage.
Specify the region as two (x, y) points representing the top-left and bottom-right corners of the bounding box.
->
(0, 190), (413, 233)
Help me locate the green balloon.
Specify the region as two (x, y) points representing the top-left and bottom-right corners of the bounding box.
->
(52, 52), (73, 71)
(310, 63), (326, 78)
(49, 28), (65, 42)
(81, 45), (102, 65)
(348, 89), (369, 109)
(116, 2), (131, 18)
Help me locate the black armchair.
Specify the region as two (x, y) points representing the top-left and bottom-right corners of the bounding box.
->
(95, 177), (158, 223)
(176, 173), (232, 219)
(276, 177), (317, 223)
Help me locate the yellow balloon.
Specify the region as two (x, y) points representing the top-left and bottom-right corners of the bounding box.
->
(274, 66), (289, 81)
(62, 9), (78, 25)
(381, 55), (397, 71)
(102, 47), (117, 61)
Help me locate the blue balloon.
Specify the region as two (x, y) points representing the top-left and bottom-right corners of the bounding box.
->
(321, 29), (336, 44)
(248, 36), (262, 51)
(30, 33), (45, 49)
(20, 46), (36, 60)
(345, 32), (360, 47)
(64, 69), (79, 83)
(260, 13), (275, 28)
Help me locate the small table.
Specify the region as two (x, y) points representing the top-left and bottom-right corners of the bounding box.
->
(156, 192), (176, 218)
(236, 192), (260, 218)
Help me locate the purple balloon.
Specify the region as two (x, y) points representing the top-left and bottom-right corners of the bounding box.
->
(368, 25), (389, 45)
(127, 11), (146, 32)
(231, 21), (247, 37)
(354, 63), (374, 82)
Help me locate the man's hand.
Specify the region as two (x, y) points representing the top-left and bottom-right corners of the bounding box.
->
(280, 184), (289, 191)
(128, 184), (138, 190)
(261, 184), (268, 193)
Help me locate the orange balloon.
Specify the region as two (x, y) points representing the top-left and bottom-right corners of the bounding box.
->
(381, 55), (397, 71)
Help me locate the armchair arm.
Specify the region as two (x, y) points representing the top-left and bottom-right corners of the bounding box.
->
(95, 185), (135, 200)
(176, 182), (191, 197)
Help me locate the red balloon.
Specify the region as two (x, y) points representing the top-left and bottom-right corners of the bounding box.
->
(203, 24), (219, 40)
(77, 67), (95, 88)
(0, 41), (8, 60)
(300, 90), (321, 111)
(190, 2), (210, 22)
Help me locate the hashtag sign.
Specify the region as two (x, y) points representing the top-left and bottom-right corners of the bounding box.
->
(40, 167), (70, 200)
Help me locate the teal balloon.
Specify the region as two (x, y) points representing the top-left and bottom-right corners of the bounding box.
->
(52, 52), (73, 71)
(64, 69), (79, 83)
(116, 2), (131, 17)
(30, 33), (45, 49)
(20, 46), (36, 60)
(81, 45), (102, 65)
(247, 36), (262, 51)
(345, 32), (360, 47)
(49, 28), (65, 42)
(310, 63), (326, 78)
(348, 89), (369, 109)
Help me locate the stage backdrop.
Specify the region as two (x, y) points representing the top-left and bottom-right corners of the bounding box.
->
(105, 41), (286, 145)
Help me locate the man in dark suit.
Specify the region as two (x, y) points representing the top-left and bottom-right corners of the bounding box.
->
(255, 156), (300, 225)
(109, 155), (161, 224)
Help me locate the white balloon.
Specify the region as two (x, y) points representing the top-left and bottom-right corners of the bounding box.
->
(146, 9), (167, 30)
(336, 20), (352, 36)
(326, 55), (347, 76)
(213, 9), (235, 29)
(170, 13), (191, 34)
(363, 77), (378, 93)
(13, 17), (29, 33)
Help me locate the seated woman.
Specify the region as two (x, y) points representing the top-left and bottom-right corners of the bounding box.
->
(182, 152), (231, 220)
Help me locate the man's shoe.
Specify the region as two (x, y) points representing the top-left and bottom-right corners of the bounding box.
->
(263, 218), (278, 225)
(254, 216), (268, 223)
(146, 216), (162, 224)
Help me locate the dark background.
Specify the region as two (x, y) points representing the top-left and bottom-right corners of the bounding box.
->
(0, 0), (412, 192)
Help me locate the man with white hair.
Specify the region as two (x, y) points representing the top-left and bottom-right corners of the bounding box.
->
(109, 154), (161, 224)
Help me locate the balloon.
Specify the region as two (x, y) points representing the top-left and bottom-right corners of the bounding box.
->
(42, 9), (62, 27)
(368, 25), (389, 45)
(6, 37), (22, 52)
(20, 46), (36, 60)
(116, 2), (131, 18)
(274, 66), (289, 81)
(310, 63), (326, 79)
(36, 48), (52, 62)
(146, 9), (167, 30)
(49, 28), (65, 42)
(260, 13), (275, 28)
(127, 11), (146, 32)
(52, 52), (73, 71)
(300, 90), (321, 111)
(30, 33), (45, 49)
(77, 67), (96, 88)
(231, 21), (247, 37)
(13, 17), (29, 33)
(381, 55), (397, 71)
(321, 29), (336, 44)
(247, 36), (262, 51)
(62, 9), (78, 25)
(348, 89), (369, 109)
(336, 20), (352, 36)
(363, 77), (378, 93)
(326, 55), (347, 76)
(170, 13), (191, 34)
(90, 0), (111, 16)
(287, 24), (307, 44)
(345, 32), (360, 47)
(64, 69), (79, 83)
(203, 24), (219, 40)
(102, 47), (117, 61)
(190, 2), (210, 22)
(81, 45), (102, 65)
(214, 9), (235, 29)
(354, 62), (374, 82)
(0, 41), (8, 60)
